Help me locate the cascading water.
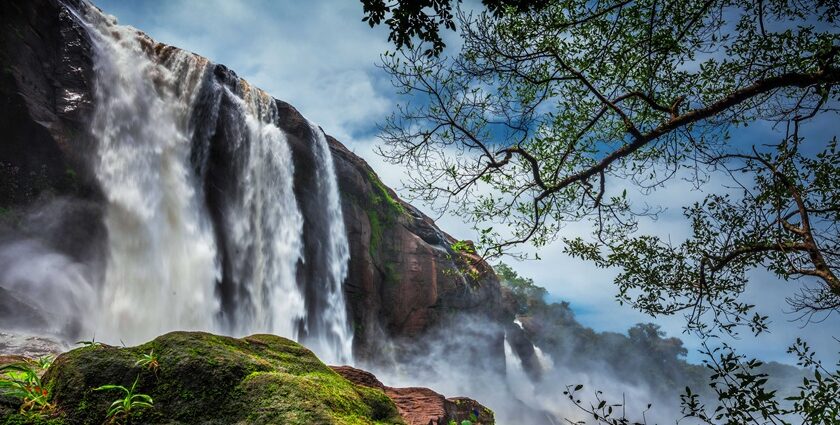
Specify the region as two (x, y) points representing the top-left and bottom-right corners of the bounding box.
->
(214, 86), (306, 340)
(503, 336), (541, 408)
(533, 345), (554, 372)
(57, 3), (354, 362)
(84, 10), (220, 343)
(304, 122), (353, 364)
(513, 318), (554, 372)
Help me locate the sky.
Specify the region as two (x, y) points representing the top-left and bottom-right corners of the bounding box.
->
(93, 0), (839, 365)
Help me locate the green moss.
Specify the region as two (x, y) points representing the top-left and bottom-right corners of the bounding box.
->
(366, 171), (405, 216)
(369, 212), (383, 255)
(41, 332), (403, 425)
(384, 262), (401, 285)
(353, 385), (401, 423)
(364, 170), (408, 260)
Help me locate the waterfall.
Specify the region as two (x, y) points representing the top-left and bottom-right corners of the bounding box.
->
(85, 10), (220, 343)
(62, 3), (353, 361)
(215, 86), (306, 340)
(513, 318), (554, 372)
(305, 122), (353, 364)
(533, 345), (554, 372)
(504, 336), (540, 406)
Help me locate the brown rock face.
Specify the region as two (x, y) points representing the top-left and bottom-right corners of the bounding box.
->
(332, 365), (495, 425)
(327, 139), (505, 363)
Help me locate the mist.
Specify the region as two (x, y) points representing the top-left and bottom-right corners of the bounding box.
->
(0, 197), (104, 342)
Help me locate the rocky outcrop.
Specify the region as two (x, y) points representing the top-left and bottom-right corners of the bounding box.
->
(332, 366), (495, 425)
(0, 0), (506, 365)
(3, 332), (405, 424)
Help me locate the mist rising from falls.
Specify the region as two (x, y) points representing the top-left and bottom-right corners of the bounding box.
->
(49, 3), (355, 362)
(0, 239), (96, 338)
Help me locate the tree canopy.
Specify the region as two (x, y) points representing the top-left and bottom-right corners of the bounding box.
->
(370, 0), (840, 336)
(360, 0), (550, 56)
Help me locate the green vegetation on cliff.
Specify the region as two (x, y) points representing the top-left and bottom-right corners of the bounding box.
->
(365, 170), (406, 258)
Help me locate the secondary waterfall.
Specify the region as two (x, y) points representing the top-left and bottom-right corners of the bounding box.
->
(215, 86), (306, 341)
(73, 3), (353, 362)
(305, 122), (353, 364)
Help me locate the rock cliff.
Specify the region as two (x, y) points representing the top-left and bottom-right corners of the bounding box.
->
(0, 0), (505, 365)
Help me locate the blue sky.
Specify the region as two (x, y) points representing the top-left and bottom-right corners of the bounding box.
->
(93, 0), (839, 365)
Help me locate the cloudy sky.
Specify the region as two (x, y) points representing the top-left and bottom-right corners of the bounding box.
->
(94, 0), (839, 365)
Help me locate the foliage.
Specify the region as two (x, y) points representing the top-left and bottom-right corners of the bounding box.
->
(376, 0), (840, 337)
(450, 240), (484, 280)
(495, 262), (547, 313)
(360, 0), (549, 56)
(556, 340), (840, 425)
(134, 350), (159, 373)
(677, 338), (840, 424)
(373, 0), (840, 420)
(368, 170), (406, 216)
(563, 383), (652, 425)
(94, 376), (154, 424)
(451, 240), (476, 254)
(365, 169), (404, 257)
(0, 362), (54, 417)
(33, 356), (54, 371)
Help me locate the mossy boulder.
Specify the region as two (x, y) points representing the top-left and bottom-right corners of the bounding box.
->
(18, 332), (403, 425)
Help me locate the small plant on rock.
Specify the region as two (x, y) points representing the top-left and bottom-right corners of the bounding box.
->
(31, 355), (54, 370)
(0, 363), (54, 416)
(134, 350), (159, 373)
(94, 376), (154, 424)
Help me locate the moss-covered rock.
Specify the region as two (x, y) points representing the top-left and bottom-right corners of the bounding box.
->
(28, 332), (403, 425)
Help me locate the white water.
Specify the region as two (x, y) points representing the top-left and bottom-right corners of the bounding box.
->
(85, 11), (220, 343)
(222, 86), (306, 340)
(512, 318), (554, 372)
(66, 4), (353, 361)
(533, 344), (554, 372)
(307, 121), (353, 364)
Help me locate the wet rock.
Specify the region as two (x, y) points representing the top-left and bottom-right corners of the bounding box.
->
(0, 331), (65, 359)
(332, 365), (495, 425)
